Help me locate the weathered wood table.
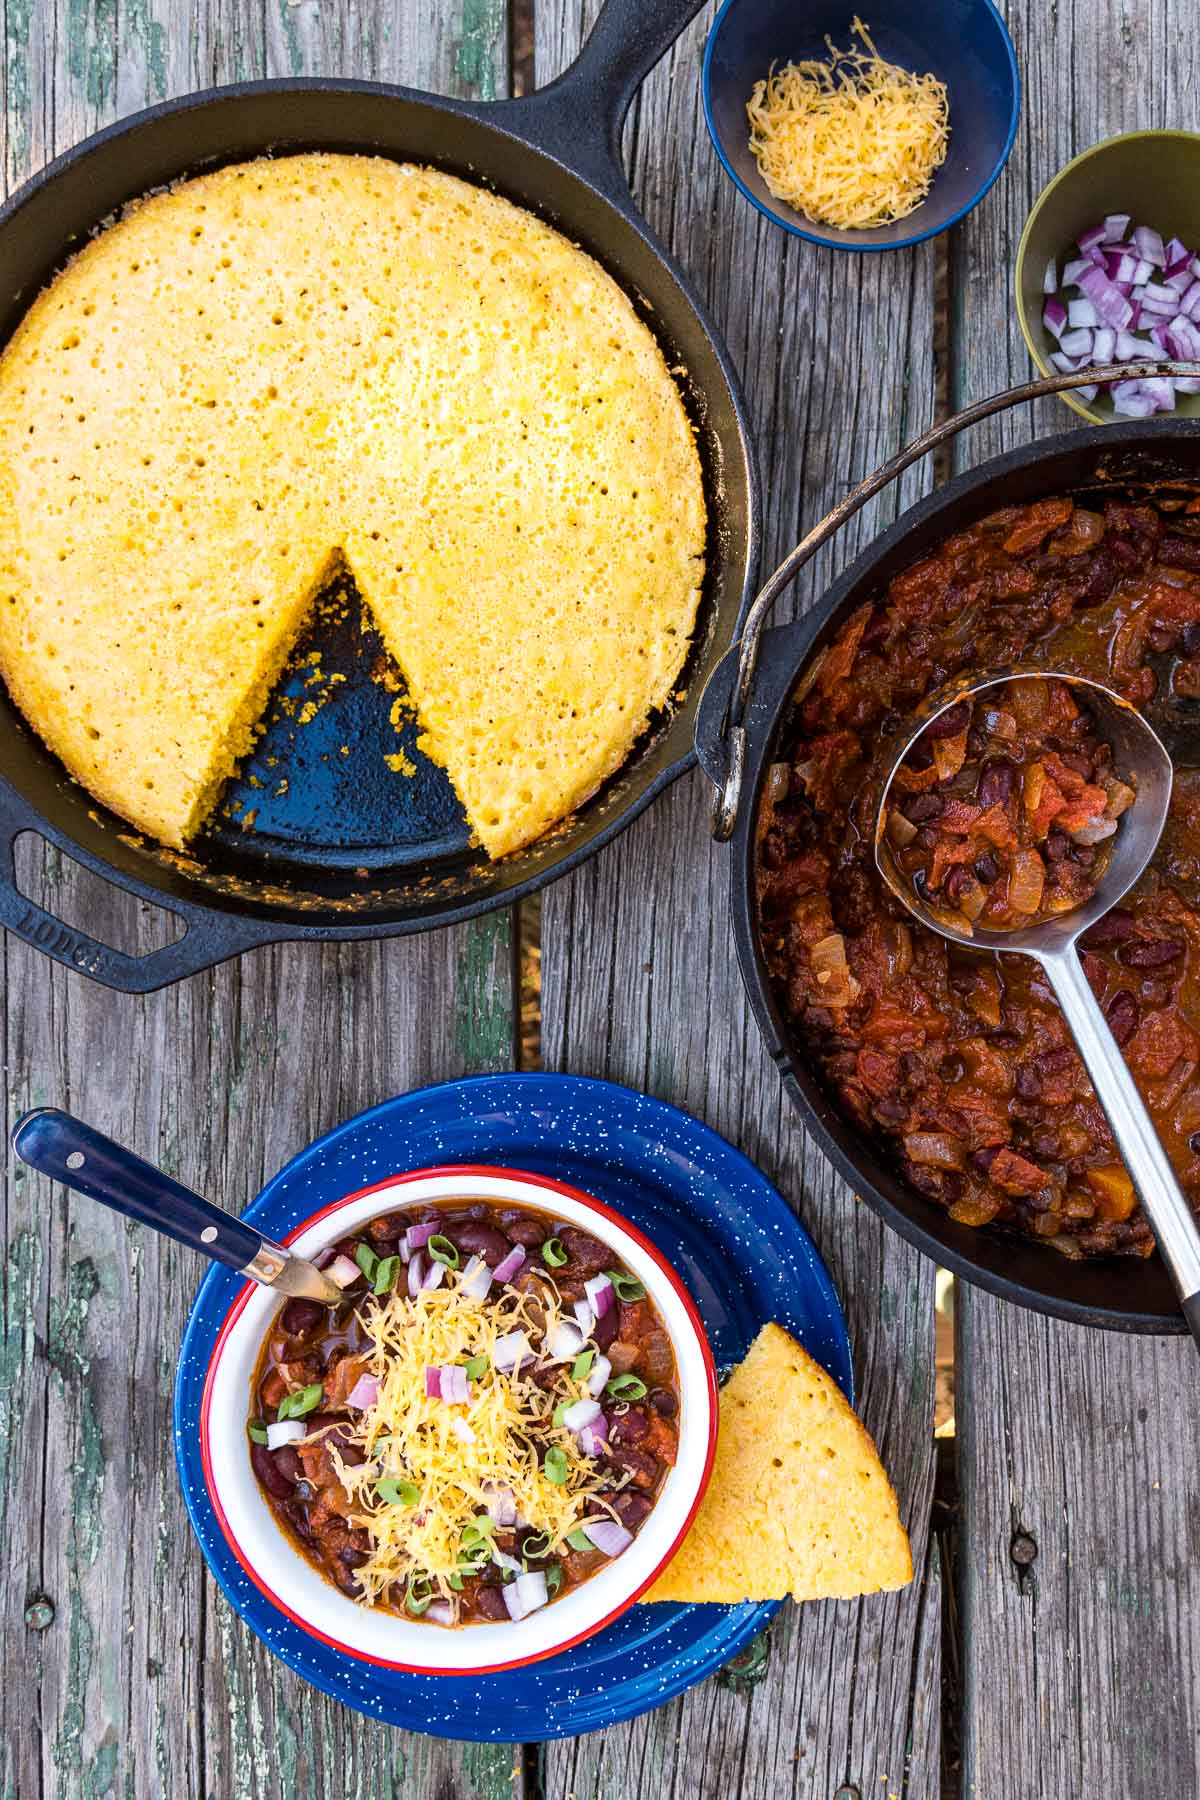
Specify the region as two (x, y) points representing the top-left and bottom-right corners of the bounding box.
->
(3, 0), (1199, 1793)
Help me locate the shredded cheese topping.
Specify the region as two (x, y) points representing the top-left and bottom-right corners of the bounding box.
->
(325, 1275), (617, 1607)
(746, 18), (950, 230)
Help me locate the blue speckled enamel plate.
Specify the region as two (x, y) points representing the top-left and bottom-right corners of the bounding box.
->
(174, 1073), (851, 1741)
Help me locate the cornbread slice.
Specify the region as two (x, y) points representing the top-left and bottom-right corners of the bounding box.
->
(644, 1324), (912, 1604)
(0, 154), (706, 856)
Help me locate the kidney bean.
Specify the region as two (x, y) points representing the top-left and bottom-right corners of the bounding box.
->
(612, 1491), (654, 1531)
(970, 1146), (1001, 1176)
(915, 825), (939, 851)
(1104, 989), (1139, 1045)
(1182, 622), (1200, 658)
(593, 1304), (619, 1351)
(250, 1441), (294, 1500)
(1118, 937), (1184, 970)
(873, 1094), (907, 1126)
(608, 1406), (649, 1445)
(1033, 1046), (1076, 1076)
(1190, 1131), (1200, 1156)
(605, 1443), (659, 1488)
(559, 1229), (611, 1275)
(1044, 830), (1070, 864)
(280, 1298), (324, 1340)
(445, 1219), (512, 1266)
(339, 1545), (369, 1569)
(1080, 907), (1136, 948)
(498, 1209), (547, 1247)
(973, 850), (1001, 885)
(926, 700), (970, 740)
(1160, 533), (1200, 572)
(273, 1444), (304, 1484)
(944, 866), (972, 903)
(903, 791), (944, 824)
(649, 1386), (678, 1418)
(474, 1587), (509, 1622)
(977, 758), (1015, 808)
(1015, 1066), (1043, 1102)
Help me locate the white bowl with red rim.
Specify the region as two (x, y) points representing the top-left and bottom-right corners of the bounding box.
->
(200, 1164), (719, 1675)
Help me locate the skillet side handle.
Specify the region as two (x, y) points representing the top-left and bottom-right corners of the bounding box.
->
(705, 359), (1200, 841)
(0, 779), (276, 991)
(486, 0), (707, 202)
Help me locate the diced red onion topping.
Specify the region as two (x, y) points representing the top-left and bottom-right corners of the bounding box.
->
(266, 1420), (307, 1450)
(424, 1365), (442, 1399)
(450, 1416), (475, 1445)
(459, 1255), (493, 1301)
(346, 1373), (380, 1411)
(572, 1299), (595, 1338)
(561, 1397), (602, 1433)
(328, 1253), (362, 1290)
(492, 1244), (526, 1283)
(545, 1319), (586, 1360)
(405, 1221), (438, 1253)
(578, 1420), (609, 1457)
(1043, 214), (1200, 411)
(425, 1601), (456, 1626)
(492, 1330), (532, 1372)
(421, 1259), (446, 1293)
(503, 1570), (549, 1621)
(584, 1274), (614, 1318)
(482, 1482), (518, 1526)
(491, 1547), (523, 1574)
(311, 1246), (336, 1271)
(583, 1518), (633, 1557)
(584, 1353), (612, 1399)
(435, 1364), (470, 1405)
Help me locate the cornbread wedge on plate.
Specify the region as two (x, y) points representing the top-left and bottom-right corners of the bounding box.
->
(644, 1324), (912, 1604)
(0, 154), (705, 858)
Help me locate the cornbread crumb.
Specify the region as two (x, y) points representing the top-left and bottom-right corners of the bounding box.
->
(0, 154), (706, 856)
(643, 1324), (912, 1604)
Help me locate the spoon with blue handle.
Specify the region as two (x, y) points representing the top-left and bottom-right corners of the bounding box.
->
(11, 1107), (341, 1303)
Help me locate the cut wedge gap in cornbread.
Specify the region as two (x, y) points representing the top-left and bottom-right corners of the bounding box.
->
(643, 1323), (913, 1605)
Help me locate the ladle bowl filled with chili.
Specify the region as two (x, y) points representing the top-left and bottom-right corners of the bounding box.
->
(200, 1167), (718, 1674)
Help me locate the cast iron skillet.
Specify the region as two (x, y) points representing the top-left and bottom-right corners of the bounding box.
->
(0, 0), (758, 992)
(696, 367), (1200, 1333)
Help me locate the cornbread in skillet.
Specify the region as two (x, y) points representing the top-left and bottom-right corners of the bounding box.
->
(644, 1324), (912, 1603)
(0, 153), (706, 855)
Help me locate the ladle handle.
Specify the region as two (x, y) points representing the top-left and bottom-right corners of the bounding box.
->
(1041, 950), (1200, 1343)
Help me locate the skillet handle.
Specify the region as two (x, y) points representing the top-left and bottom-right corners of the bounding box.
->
(486, 0), (706, 202)
(703, 359), (1200, 840)
(0, 777), (275, 991)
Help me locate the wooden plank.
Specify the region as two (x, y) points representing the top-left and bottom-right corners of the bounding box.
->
(534, 4), (940, 1795)
(950, 5), (1200, 1795)
(0, 5), (522, 1798)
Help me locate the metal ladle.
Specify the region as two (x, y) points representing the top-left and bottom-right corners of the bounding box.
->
(874, 669), (1200, 1344)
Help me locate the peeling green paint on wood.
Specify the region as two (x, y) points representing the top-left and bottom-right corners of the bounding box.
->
(455, 910), (514, 1072)
(4, 0), (35, 179)
(0, 1229), (42, 1524)
(121, 0), (168, 98)
(65, 0), (117, 111)
(47, 1255), (106, 1568)
(454, 0), (504, 100)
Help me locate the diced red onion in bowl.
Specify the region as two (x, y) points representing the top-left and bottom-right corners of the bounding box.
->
(425, 1601), (456, 1627)
(408, 1251), (426, 1297)
(327, 1253), (362, 1289)
(346, 1373), (380, 1411)
(482, 1481), (517, 1526)
(492, 1330), (532, 1372)
(584, 1274), (614, 1317)
(578, 1419), (609, 1457)
(583, 1518), (633, 1557)
(266, 1420), (307, 1450)
(561, 1397), (602, 1433)
(492, 1244), (526, 1283)
(311, 1245), (336, 1271)
(503, 1570), (549, 1621)
(405, 1221), (438, 1253)
(459, 1255), (493, 1301)
(421, 1260), (446, 1293)
(572, 1298), (595, 1337)
(584, 1353), (612, 1398)
(1042, 213), (1200, 411)
(545, 1319), (586, 1360)
(450, 1416), (475, 1445)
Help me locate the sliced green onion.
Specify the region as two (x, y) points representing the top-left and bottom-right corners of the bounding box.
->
(566, 1528), (592, 1552)
(373, 1254), (400, 1295)
(375, 1476), (419, 1506)
(460, 1516), (496, 1553)
(247, 1420), (269, 1445)
(606, 1374), (648, 1401)
(427, 1234), (459, 1268)
(354, 1241), (379, 1281)
(277, 1381), (323, 1421)
(571, 1349), (595, 1381)
(606, 1270), (646, 1302)
(405, 1575), (433, 1616)
(520, 1529), (552, 1560)
(544, 1446), (569, 1485)
(541, 1237), (568, 1268)
(463, 1353), (489, 1380)
(552, 1401), (570, 1428)
(545, 1563), (565, 1598)
(448, 1572), (464, 1591)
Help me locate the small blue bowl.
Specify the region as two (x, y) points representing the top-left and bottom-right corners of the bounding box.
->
(702, 0), (1021, 251)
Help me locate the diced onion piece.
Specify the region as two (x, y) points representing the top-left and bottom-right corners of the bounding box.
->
(1068, 815), (1118, 846)
(1132, 223), (1165, 266)
(583, 1518), (634, 1557)
(1067, 297), (1098, 328)
(492, 1244), (526, 1283)
(266, 1420), (307, 1450)
(957, 876), (987, 922)
(425, 1601), (456, 1626)
(810, 932), (859, 1008)
(932, 728), (968, 782)
(459, 1255), (493, 1301)
(1043, 255), (1058, 294)
(311, 1246), (336, 1271)
(492, 1330), (532, 1372)
(573, 1299), (596, 1338)
(346, 1373), (380, 1411)
(886, 807), (918, 848)
(1077, 222), (1107, 253)
(546, 1319), (586, 1360)
(491, 1547), (523, 1574)
(438, 1364), (470, 1405)
(404, 1221), (438, 1253)
(766, 761), (791, 804)
(503, 1570), (549, 1621)
(562, 1398), (602, 1433)
(1104, 779), (1136, 819)
(328, 1253), (361, 1289)
(1043, 295), (1067, 338)
(1009, 847), (1046, 914)
(578, 1419), (610, 1457)
(424, 1366), (442, 1399)
(407, 1251), (425, 1298)
(1103, 212), (1131, 242)
(980, 706), (1018, 741)
(482, 1482), (518, 1526)
(904, 1131), (966, 1171)
(450, 1416), (476, 1445)
(584, 1274), (614, 1318)
(584, 1354), (612, 1399)
(421, 1259), (446, 1293)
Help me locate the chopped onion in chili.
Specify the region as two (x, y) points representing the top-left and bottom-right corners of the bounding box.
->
(1008, 847), (1046, 915)
(561, 1397), (602, 1433)
(503, 1570), (549, 1621)
(491, 1329), (532, 1372)
(491, 1244), (526, 1283)
(584, 1274), (614, 1318)
(346, 1373), (380, 1411)
(266, 1420), (307, 1450)
(546, 1319), (587, 1360)
(904, 1131), (966, 1170)
(327, 1253), (362, 1289)
(425, 1600), (456, 1626)
(459, 1255), (493, 1301)
(584, 1353), (612, 1398)
(450, 1416), (476, 1445)
(583, 1518), (633, 1557)
(573, 1299), (596, 1338)
(578, 1418), (610, 1456)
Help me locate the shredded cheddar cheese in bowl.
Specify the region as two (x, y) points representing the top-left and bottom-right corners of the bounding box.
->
(746, 18), (950, 230)
(321, 1272), (619, 1612)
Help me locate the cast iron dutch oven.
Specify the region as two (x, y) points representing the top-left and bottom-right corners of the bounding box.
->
(696, 367), (1200, 1333)
(0, 0), (758, 992)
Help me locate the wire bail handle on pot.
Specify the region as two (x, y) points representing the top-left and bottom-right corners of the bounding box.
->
(702, 362), (1200, 841)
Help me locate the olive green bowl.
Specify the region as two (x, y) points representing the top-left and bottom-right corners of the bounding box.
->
(1016, 129), (1200, 424)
